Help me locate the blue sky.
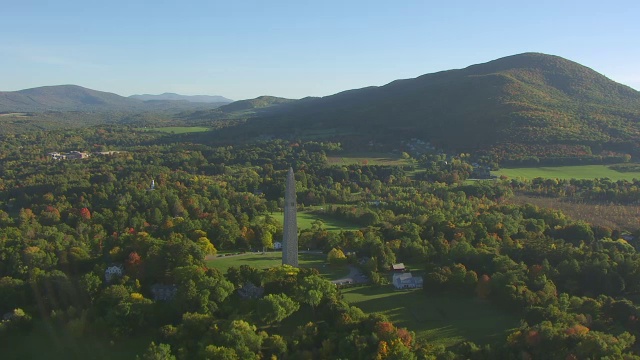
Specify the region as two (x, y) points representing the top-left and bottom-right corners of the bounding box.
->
(1, 1), (638, 100)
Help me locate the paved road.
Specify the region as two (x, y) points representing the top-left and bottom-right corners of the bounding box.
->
(206, 250), (324, 262)
(331, 265), (368, 285)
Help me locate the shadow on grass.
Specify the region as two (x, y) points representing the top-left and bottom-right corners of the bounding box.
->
(342, 286), (520, 346)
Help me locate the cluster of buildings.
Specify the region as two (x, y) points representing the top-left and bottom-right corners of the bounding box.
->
(391, 263), (423, 289)
(105, 264), (178, 301)
(47, 150), (124, 160)
(402, 138), (436, 156)
(47, 151), (90, 160)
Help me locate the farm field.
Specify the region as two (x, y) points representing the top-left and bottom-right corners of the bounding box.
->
(141, 126), (211, 134)
(341, 286), (519, 347)
(493, 164), (640, 181)
(266, 209), (361, 232)
(509, 194), (640, 231)
(327, 152), (409, 166)
(206, 252), (350, 280)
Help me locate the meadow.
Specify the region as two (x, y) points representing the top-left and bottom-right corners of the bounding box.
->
(141, 126), (212, 134)
(341, 286), (520, 346)
(326, 152), (409, 166)
(206, 252), (350, 280)
(493, 164), (640, 181)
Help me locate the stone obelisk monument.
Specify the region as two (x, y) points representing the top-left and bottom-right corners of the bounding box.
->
(282, 167), (298, 266)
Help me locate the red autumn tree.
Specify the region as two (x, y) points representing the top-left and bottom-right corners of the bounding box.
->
(125, 251), (142, 278)
(79, 207), (92, 220)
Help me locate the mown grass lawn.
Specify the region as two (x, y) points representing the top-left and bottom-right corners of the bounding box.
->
(493, 164), (640, 181)
(266, 209), (361, 232)
(207, 252), (350, 280)
(341, 286), (519, 347)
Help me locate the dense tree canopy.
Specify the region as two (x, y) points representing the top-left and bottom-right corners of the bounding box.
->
(1, 126), (639, 358)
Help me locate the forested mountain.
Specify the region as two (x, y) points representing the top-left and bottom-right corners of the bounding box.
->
(175, 95), (298, 123)
(228, 53), (640, 162)
(0, 85), (227, 112)
(217, 95), (295, 113)
(129, 93), (233, 103)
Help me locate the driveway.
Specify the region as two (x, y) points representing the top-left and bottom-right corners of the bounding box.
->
(331, 265), (369, 285)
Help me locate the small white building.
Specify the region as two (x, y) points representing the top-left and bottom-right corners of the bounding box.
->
(105, 265), (124, 283)
(393, 272), (423, 289)
(391, 263), (406, 272)
(273, 241), (282, 250)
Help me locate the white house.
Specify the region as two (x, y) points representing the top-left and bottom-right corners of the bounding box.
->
(273, 241), (282, 250)
(105, 265), (124, 283)
(393, 273), (423, 289)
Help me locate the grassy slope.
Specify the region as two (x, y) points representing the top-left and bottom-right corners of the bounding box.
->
(342, 286), (519, 347)
(206, 252), (350, 280)
(493, 164), (640, 180)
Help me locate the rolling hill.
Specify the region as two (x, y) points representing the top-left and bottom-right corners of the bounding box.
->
(129, 93), (233, 103)
(225, 53), (640, 162)
(175, 95), (297, 122)
(0, 85), (227, 112)
(216, 96), (295, 113)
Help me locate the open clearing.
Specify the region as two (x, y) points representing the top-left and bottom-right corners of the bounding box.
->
(266, 209), (361, 232)
(206, 252), (350, 280)
(327, 152), (409, 166)
(341, 286), (519, 347)
(142, 126), (211, 134)
(494, 164), (640, 181)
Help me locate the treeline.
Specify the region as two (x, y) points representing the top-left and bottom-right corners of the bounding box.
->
(485, 143), (632, 167)
(512, 177), (640, 205)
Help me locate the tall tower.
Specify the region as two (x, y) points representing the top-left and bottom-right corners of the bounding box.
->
(282, 167), (298, 266)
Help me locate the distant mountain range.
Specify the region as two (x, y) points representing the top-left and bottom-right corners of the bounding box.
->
(3, 53), (639, 162)
(129, 93), (233, 103)
(0, 85), (230, 112)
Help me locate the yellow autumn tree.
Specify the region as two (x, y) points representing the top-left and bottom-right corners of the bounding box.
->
(327, 248), (347, 265)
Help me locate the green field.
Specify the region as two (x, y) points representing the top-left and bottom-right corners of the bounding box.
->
(267, 209), (361, 232)
(341, 286), (519, 346)
(206, 252), (349, 280)
(494, 164), (640, 181)
(327, 152), (409, 166)
(142, 126), (211, 134)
